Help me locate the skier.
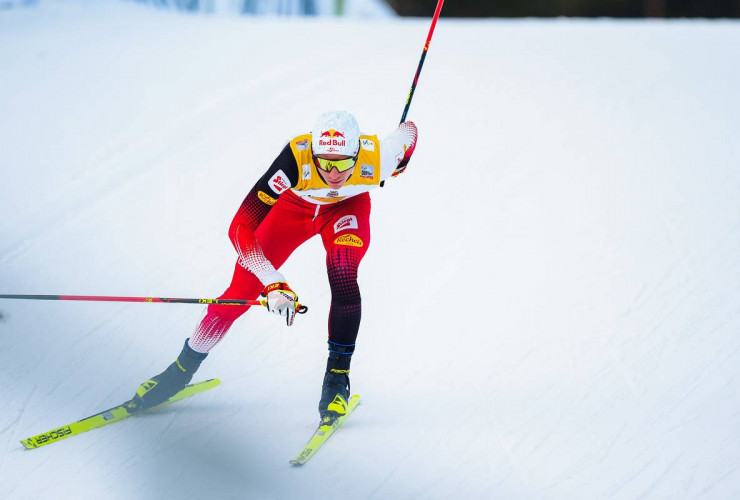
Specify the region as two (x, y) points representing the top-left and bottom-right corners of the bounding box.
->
(127, 111), (417, 423)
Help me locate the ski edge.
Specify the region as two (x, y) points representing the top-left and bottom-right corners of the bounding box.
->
(20, 378), (221, 450)
(289, 394), (361, 466)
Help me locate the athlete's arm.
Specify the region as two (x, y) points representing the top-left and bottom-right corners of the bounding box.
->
(379, 121), (418, 181)
(228, 144), (299, 285)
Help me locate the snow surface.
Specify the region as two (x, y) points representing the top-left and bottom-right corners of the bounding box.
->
(1, 2), (740, 499)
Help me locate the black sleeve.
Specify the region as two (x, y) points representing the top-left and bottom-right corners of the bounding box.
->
(229, 144), (300, 233)
(251, 143), (300, 196)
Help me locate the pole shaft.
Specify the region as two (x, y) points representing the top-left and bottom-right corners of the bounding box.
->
(400, 0), (445, 124)
(0, 294), (261, 306)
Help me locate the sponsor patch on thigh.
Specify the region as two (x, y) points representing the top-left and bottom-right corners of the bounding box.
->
(334, 215), (358, 233)
(334, 234), (364, 247)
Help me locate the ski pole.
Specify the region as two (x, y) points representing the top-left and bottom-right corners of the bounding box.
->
(399, 0), (445, 124)
(0, 294), (308, 313)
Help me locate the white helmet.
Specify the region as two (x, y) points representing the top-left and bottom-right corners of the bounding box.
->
(311, 111), (361, 157)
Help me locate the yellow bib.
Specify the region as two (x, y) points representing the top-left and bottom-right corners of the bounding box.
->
(288, 134), (381, 203)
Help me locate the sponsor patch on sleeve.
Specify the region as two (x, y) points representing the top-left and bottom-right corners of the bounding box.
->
(302, 164), (311, 180)
(334, 215), (358, 233)
(334, 234), (364, 247)
(296, 139), (309, 151)
(269, 170), (291, 194)
(361, 138), (375, 152)
(257, 191), (277, 205)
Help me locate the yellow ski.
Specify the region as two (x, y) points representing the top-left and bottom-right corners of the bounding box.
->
(290, 394), (361, 466)
(20, 378), (220, 450)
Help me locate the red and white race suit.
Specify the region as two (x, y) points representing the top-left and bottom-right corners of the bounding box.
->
(188, 122), (417, 353)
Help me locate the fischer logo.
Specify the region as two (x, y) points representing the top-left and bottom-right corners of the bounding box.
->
(269, 170), (290, 194)
(334, 215), (358, 233)
(34, 426), (72, 445)
(317, 129), (346, 149)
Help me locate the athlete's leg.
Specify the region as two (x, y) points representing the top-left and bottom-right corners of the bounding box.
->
(189, 192), (316, 353)
(130, 194), (317, 409)
(319, 193), (372, 348)
(315, 193), (371, 419)
(187, 264), (261, 353)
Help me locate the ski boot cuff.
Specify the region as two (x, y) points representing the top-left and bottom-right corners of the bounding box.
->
(175, 338), (208, 373)
(320, 353), (352, 419)
(184, 338), (209, 360)
(326, 351), (352, 374)
(327, 340), (355, 355)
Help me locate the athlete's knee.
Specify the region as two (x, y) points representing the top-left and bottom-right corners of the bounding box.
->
(206, 302), (250, 322)
(326, 249), (362, 304)
(191, 300), (251, 352)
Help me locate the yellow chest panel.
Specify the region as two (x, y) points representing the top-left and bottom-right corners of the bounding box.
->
(289, 134), (381, 203)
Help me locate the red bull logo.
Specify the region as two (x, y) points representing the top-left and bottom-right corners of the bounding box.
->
(320, 129), (345, 138)
(318, 129), (346, 148)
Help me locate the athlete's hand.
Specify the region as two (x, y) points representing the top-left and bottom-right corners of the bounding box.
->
(392, 121), (417, 177)
(261, 281), (299, 326)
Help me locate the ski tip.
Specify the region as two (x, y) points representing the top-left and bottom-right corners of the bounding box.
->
(20, 438), (37, 450)
(192, 378), (221, 390)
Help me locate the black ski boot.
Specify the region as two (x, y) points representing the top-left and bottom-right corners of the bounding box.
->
(127, 339), (207, 412)
(318, 352), (352, 423)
